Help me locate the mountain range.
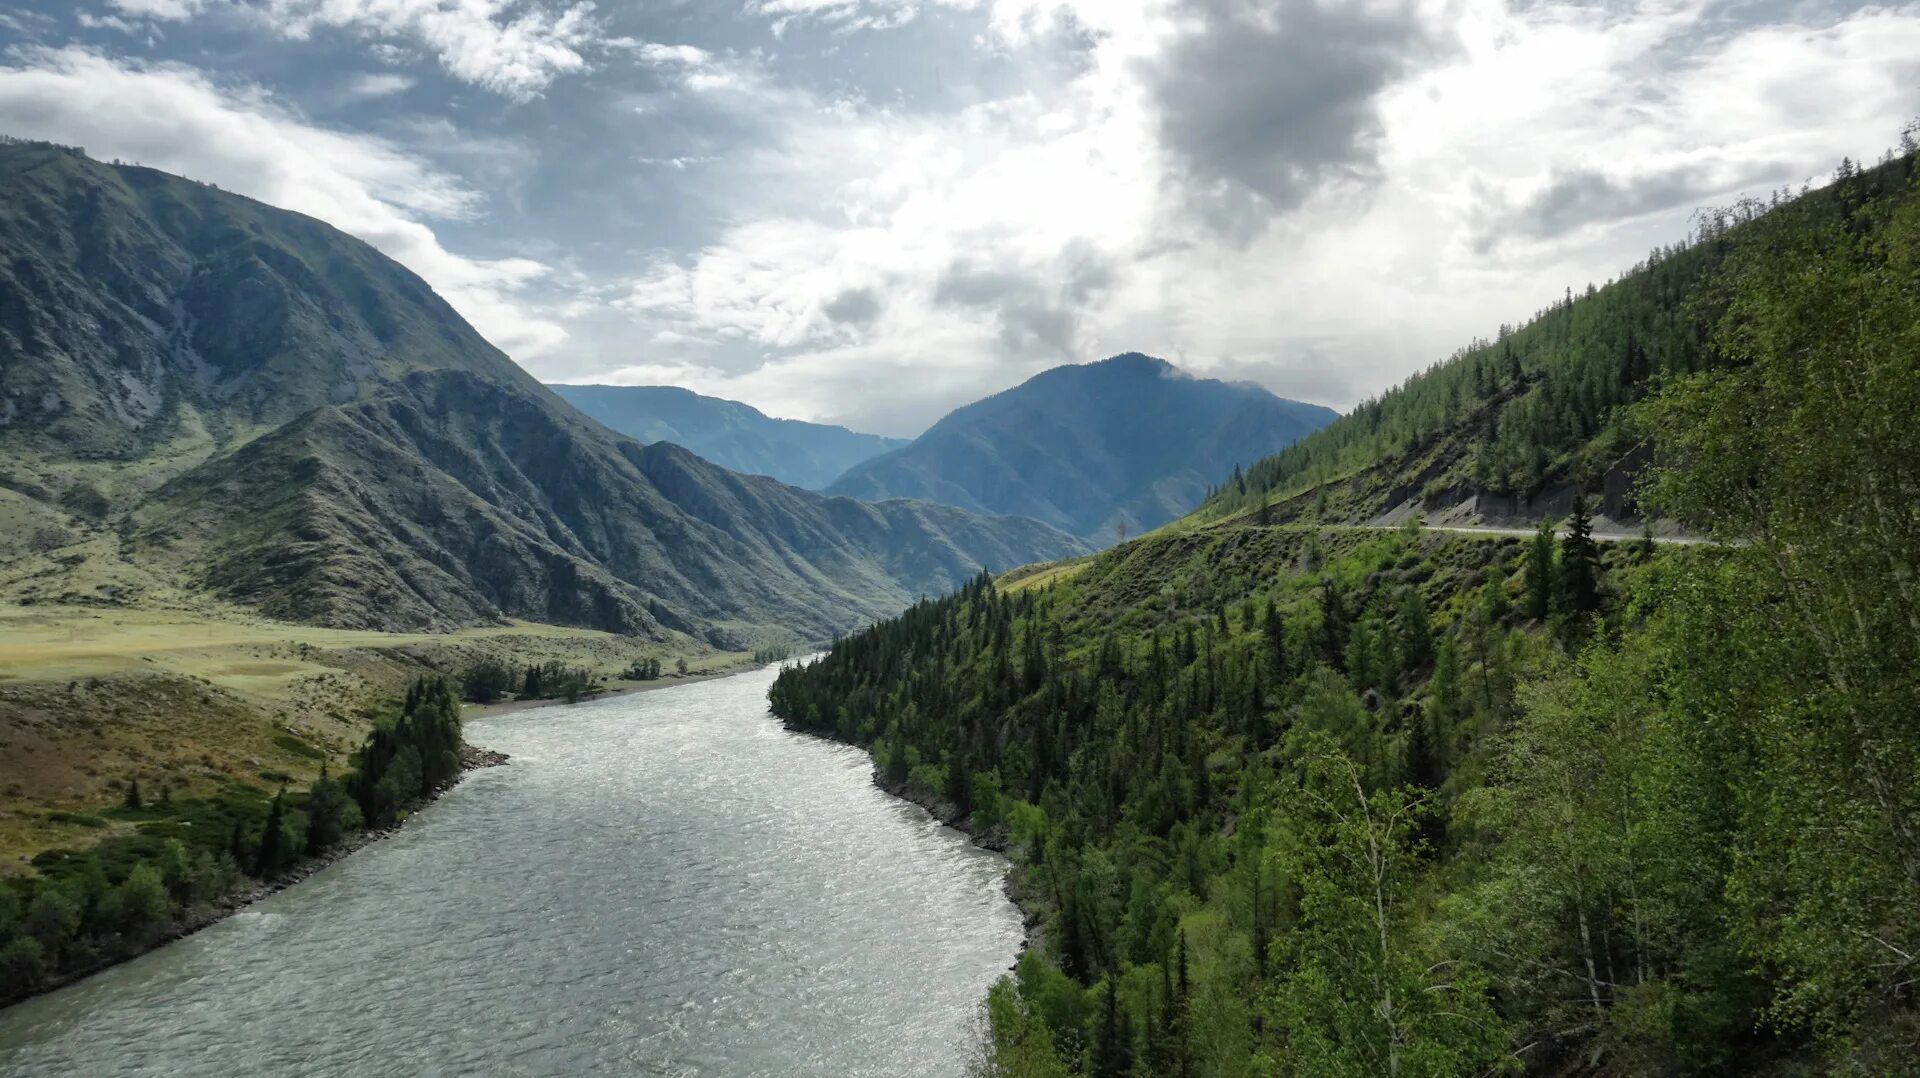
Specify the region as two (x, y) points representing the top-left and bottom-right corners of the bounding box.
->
(826, 354), (1336, 542)
(0, 141), (1087, 647)
(547, 384), (906, 491)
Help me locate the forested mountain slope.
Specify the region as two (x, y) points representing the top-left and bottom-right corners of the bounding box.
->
(1198, 150), (1920, 533)
(772, 148), (1920, 1074)
(0, 140), (1086, 645)
(548, 384), (906, 490)
(827, 354), (1335, 543)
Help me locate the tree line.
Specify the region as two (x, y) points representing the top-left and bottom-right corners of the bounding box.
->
(1, 676), (467, 1001)
(1203, 139), (1919, 520)
(460, 659), (601, 704)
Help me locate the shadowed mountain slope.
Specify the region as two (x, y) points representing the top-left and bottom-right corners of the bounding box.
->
(548, 384), (906, 490)
(826, 354), (1336, 543)
(0, 140), (1087, 644)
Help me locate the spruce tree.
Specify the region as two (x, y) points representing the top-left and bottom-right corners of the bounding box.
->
(1095, 977), (1131, 1078)
(1525, 518), (1558, 619)
(123, 778), (141, 812)
(253, 787), (287, 878)
(946, 752), (973, 819)
(1397, 587), (1433, 668)
(1560, 494), (1601, 615)
(1264, 599), (1288, 681)
(304, 763), (351, 856)
(1172, 931), (1191, 1076)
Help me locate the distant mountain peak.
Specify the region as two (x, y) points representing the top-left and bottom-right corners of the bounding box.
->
(0, 146), (1088, 638)
(1085, 352), (1174, 374)
(828, 356), (1336, 543)
(548, 383), (906, 490)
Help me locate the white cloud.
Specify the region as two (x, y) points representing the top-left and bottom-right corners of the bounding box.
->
(260, 0), (599, 98)
(76, 12), (140, 33)
(563, 0), (1920, 432)
(109, 0), (206, 19)
(27, 1), (1920, 436)
(118, 0), (600, 98)
(344, 71), (415, 97)
(752, 0), (966, 35)
(0, 47), (568, 358)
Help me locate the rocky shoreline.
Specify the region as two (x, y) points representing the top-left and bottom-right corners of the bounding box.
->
(869, 766), (1048, 962)
(769, 704), (1049, 958)
(0, 743), (510, 1010)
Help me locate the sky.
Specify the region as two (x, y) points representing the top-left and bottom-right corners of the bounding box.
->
(0, 1), (1915, 437)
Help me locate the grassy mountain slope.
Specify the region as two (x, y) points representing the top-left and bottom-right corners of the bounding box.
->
(773, 148), (1920, 1074)
(0, 140), (1087, 644)
(1197, 152), (1920, 533)
(549, 383), (907, 490)
(827, 354), (1336, 543)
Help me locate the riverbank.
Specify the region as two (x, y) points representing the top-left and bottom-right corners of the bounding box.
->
(877, 775), (1046, 960)
(0, 659), (1024, 1075)
(773, 723), (1046, 961)
(0, 743), (509, 1011)
(465, 666), (751, 719)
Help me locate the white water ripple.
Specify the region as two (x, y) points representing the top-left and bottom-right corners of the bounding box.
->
(0, 663), (1022, 1076)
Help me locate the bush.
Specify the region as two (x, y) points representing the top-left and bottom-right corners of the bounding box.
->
(113, 864), (171, 937)
(460, 659), (518, 703)
(0, 937), (47, 991)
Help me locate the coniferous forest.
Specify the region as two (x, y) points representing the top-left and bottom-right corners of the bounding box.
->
(1201, 144), (1919, 524)
(770, 152), (1920, 1074)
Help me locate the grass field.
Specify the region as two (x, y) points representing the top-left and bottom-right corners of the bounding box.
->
(999, 558), (1093, 594)
(0, 602), (739, 871)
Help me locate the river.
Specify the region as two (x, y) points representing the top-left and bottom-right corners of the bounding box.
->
(0, 662), (1023, 1076)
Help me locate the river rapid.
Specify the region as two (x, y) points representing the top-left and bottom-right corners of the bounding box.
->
(0, 662), (1023, 1076)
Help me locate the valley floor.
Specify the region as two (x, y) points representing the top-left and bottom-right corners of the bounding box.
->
(0, 602), (738, 871)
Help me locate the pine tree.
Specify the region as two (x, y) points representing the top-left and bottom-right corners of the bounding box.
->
(1095, 976), (1131, 1077)
(1318, 579), (1350, 668)
(1264, 599), (1288, 681)
(228, 818), (249, 868)
(1430, 635), (1461, 727)
(304, 763), (352, 856)
(946, 752), (973, 819)
(1560, 494), (1601, 615)
(1171, 931), (1192, 1076)
(1396, 587), (1433, 669)
(253, 787), (288, 878)
(123, 778), (141, 812)
(1525, 518), (1558, 619)
(1406, 708), (1444, 790)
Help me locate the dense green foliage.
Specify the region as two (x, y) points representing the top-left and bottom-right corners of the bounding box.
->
(349, 678), (465, 829)
(0, 677), (463, 1002)
(462, 660), (603, 704)
(1202, 148), (1919, 523)
(623, 658), (666, 681)
(773, 154), (1920, 1073)
(828, 354), (1335, 543)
